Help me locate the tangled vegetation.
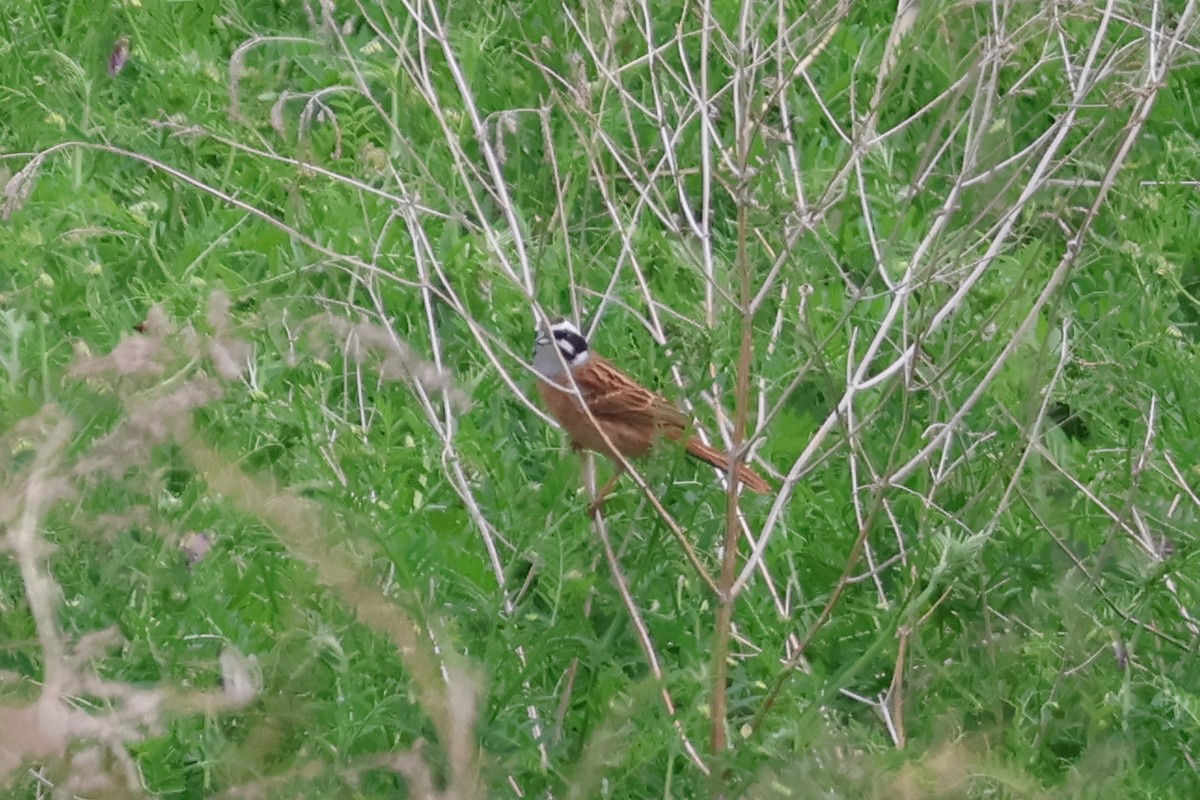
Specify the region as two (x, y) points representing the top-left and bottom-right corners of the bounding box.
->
(2, 0), (1199, 797)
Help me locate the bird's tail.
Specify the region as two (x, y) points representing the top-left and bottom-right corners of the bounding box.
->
(683, 438), (772, 494)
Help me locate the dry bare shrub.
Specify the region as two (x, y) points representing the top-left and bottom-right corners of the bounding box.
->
(0, 411), (257, 791)
(71, 377), (225, 481)
(1, 294), (479, 796)
(184, 437), (485, 800)
(305, 312), (472, 411)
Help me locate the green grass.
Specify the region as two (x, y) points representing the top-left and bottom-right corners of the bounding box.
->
(2, 0), (1200, 797)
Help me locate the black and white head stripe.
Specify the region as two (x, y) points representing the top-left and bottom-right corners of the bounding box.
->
(533, 316), (590, 377)
(549, 318), (589, 365)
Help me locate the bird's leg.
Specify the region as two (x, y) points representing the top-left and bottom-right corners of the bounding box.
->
(588, 465), (625, 518)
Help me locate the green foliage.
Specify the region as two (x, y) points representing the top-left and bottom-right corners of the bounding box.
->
(2, 0), (1199, 797)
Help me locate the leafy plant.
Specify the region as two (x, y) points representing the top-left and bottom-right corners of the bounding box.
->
(2, 0), (1199, 797)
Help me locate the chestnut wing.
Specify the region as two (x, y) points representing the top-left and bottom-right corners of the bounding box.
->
(572, 357), (690, 432)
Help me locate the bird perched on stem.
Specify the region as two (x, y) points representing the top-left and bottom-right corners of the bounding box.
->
(532, 317), (770, 514)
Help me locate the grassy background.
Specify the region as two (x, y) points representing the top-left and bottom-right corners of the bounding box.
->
(2, 0), (1200, 797)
